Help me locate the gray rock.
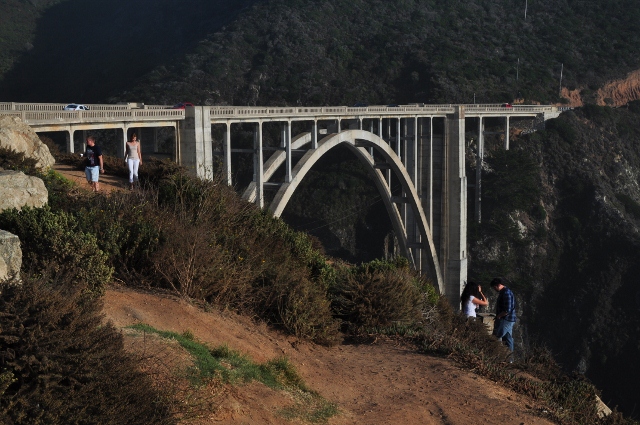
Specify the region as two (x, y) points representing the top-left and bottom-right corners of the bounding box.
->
(0, 170), (48, 211)
(0, 116), (55, 170)
(0, 230), (21, 284)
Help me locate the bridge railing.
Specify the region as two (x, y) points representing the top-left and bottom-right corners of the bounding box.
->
(208, 104), (556, 120)
(0, 109), (185, 124)
(0, 102), (175, 112)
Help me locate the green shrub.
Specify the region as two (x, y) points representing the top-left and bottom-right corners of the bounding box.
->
(71, 192), (163, 279)
(0, 276), (174, 425)
(546, 117), (578, 144)
(0, 146), (38, 174)
(331, 262), (426, 332)
(483, 149), (541, 212)
(0, 206), (112, 295)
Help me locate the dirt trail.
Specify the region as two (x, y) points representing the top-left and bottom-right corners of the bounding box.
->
(103, 286), (556, 425)
(53, 163), (128, 193)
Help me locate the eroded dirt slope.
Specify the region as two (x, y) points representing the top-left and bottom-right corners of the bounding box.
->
(103, 286), (557, 425)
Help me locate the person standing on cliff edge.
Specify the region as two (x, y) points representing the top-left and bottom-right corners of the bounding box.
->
(84, 136), (104, 192)
(490, 277), (517, 355)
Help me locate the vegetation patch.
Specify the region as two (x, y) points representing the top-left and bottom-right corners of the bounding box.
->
(127, 324), (338, 423)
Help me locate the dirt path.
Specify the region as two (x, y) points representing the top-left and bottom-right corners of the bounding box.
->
(103, 286), (557, 425)
(53, 163), (128, 193)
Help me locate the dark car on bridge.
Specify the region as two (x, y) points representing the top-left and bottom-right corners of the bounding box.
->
(501, 103), (513, 108)
(171, 102), (194, 109)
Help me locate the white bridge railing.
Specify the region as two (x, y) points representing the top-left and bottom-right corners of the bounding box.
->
(0, 102), (559, 126)
(0, 109), (185, 124)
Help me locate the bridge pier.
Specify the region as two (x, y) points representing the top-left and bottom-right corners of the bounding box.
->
(442, 106), (468, 308)
(179, 106), (214, 180)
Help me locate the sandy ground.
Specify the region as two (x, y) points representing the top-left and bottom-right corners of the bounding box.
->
(102, 286), (557, 425)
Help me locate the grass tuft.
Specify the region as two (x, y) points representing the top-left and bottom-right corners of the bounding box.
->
(127, 324), (338, 423)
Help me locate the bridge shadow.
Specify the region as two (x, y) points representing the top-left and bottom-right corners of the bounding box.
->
(0, 0), (258, 103)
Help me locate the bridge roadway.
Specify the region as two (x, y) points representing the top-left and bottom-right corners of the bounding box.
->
(0, 102), (561, 307)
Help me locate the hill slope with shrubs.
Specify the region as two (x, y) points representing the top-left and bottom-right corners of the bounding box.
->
(0, 149), (635, 424)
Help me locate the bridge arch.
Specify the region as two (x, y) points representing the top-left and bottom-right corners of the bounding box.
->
(267, 129), (443, 293)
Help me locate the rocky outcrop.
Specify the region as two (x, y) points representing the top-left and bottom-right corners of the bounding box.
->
(0, 230), (21, 284)
(0, 170), (48, 210)
(0, 115), (55, 169)
(560, 87), (584, 108)
(597, 69), (640, 107)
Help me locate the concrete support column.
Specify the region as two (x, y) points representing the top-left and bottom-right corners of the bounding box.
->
(442, 106), (468, 309)
(412, 118), (418, 185)
(285, 121), (292, 183)
(475, 117), (484, 223)
(120, 126), (128, 158)
(369, 120), (374, 157)
(505, 116), (510, 150)
(175, 121), (181, 164)
(311, 121), (318, 149)
(396, 118), (401, 158)
(224, 123), (232, 186)
(153, 128), (159, 153)
(179, 106), (214, 180)
(254, 121), (264, 208)
(386, 118), (392, 187)
(66, 129), (74, 153)
(428, 117), (433, 228)
(81, 130), (87, 153)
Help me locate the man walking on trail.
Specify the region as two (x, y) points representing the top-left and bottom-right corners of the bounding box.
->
(491, 277), (517, 354)
(84, 136), (104, 192)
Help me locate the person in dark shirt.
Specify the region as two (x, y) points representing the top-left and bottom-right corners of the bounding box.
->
(490, 277), (517, 354)
(84, 136), (104, 192)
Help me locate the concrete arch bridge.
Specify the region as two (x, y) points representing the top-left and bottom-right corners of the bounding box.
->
(0, 102), (562, 306)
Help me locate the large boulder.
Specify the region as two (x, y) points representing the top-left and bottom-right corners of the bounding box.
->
(0, 230), (21, 284)
(0, 116), (55, 170)
(0, 170), (48, 210)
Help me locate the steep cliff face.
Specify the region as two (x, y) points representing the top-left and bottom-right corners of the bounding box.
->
(560, 69), (640, 108)
(597, 69), (640, 106)
(469, 104), (640, 418)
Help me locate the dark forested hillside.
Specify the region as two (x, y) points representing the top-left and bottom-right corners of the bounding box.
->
(469, 103), (640, 418)
(0, 0), (258, 102)
(2, 0), (640, 105)
(113, 0), (640, 106)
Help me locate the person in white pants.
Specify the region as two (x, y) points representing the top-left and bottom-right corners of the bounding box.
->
(125, 133), (142, 189)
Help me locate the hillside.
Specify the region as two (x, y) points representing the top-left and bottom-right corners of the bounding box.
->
(2, 0), (640, 106)
(102, 285), (558, 425)
(2, 0), (640, 421)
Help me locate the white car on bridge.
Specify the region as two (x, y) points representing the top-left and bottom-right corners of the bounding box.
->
(63, 103), (89, 111)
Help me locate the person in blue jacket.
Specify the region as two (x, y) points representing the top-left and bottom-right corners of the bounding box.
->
(490, 277), (517, 353)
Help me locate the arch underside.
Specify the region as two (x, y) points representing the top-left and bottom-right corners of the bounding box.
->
(247, 129), (443, 293)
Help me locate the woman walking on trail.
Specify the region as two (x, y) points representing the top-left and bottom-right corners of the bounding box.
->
(125, 133), (142, 189)
(461, 281), (488, 318)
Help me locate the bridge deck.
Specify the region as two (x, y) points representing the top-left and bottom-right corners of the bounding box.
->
(0, 102), (560, 127)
